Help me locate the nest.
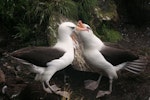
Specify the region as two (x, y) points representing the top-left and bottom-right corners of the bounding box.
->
(72, 34), (96, 72)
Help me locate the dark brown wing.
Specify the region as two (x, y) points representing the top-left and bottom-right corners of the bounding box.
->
(100, 46), (139, 66)
(11, 47), (65, 67)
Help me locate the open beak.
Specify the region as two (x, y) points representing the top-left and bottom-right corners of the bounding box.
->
(75, 20), (89, 32)
(71, 20), (89, 48)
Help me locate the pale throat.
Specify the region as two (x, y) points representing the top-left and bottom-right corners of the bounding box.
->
(81, 33), (104, 50)
(54, 35), (74, 52)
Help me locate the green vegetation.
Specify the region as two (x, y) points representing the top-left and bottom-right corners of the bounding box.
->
(100, 24), (122, 42)
(0, 0), (122, 47)
(77, 0), (98, 22)
(0, 0), (78, 46)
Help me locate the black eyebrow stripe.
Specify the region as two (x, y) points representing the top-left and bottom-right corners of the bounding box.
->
(69, 26), (75, 29)
(87, 27), (91, 30)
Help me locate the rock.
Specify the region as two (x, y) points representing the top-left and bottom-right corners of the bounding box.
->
(0, 68), (7, 97)
(97, 0), (118, 21)
(0, 69), (5, 83)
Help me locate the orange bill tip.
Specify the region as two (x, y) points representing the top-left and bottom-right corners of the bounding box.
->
(76, 20), (89, 32)
(75, 26), (89, 31)
(77, 20), (85, 28)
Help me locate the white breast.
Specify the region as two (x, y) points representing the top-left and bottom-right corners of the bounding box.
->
(47, 36), (74, 71)
(83, 49), (115, 72)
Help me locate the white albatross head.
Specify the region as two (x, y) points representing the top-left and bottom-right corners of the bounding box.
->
(74, 20), (93, 40)
(56, 22), (78, 49)
(58, 22), (76, 36)
(74, 20), (104, 49)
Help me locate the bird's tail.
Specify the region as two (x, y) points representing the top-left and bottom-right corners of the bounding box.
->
(115, 57), (147, 74)
(124, 58), (147, 74)
(10, 56), (45, 74)
(3, 53), (45, 74)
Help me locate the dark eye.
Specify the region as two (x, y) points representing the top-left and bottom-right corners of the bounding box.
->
(87, 27), (91, 30)
(69, 26), (75, 29)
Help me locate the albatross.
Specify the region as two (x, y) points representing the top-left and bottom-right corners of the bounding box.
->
(10, 22), (76, 98)
(75, 21), (147, 98)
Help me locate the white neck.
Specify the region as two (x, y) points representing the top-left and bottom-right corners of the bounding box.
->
(48, 33), (74, 71)
(54, 35), (74, 52)
(79, 30), (104, 50)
